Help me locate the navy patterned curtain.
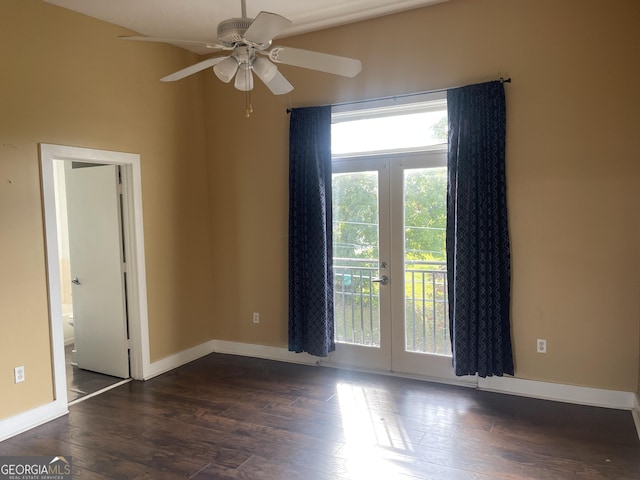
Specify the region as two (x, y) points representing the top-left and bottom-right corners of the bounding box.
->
(446, 80), (514, 377)
(288, 106), (335, 357)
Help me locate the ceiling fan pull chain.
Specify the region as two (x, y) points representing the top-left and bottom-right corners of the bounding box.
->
(246, 86), (253, 118)
(248, 60), (254, 117)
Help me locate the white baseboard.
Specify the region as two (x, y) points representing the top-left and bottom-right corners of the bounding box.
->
(212, 339), (320, 366)
(144, 340), (216, 380)
(478, 376), (636, 410)
(632, 393), (640, 440)
(214, 340), (475, 388)
(210, 340), (636, 413)
(0, 399), (68, 443)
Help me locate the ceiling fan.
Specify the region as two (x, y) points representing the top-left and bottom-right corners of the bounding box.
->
(120, 0), (362, 96)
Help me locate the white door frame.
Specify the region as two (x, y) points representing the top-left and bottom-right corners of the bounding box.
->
(328, 150), (477, 387)
(328, 158), (392, 371)
(40, 144), (151, 395)
(388, 152), (475, 385)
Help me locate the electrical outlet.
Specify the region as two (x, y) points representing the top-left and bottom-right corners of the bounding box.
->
(252, 312), (260, 324)
(14, 366), (25, 383)
(536, 339), (547, 354)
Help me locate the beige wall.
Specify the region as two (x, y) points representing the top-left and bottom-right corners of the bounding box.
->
(206, 0), (640, 392)
(2, 0), (639, 423)
(0, 0), (214, 419)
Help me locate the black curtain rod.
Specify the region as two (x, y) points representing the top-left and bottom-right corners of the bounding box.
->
(286, 77), (512, 113)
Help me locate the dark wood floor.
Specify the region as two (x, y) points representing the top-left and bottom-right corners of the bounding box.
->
(65, 345), (123, 402)
(2, 353), (639, 479)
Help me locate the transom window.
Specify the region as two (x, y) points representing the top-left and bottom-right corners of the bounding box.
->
(331, 97), (447, 157)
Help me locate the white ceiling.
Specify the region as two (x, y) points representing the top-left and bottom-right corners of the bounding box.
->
(44, 0), (448, 54)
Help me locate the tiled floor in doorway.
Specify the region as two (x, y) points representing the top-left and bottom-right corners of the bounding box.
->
(65, 344), (123, 402)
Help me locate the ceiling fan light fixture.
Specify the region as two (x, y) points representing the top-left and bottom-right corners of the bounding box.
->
(263, 70), (294, 95)
(234, 64), (254, 91)
(213, 56), (239, 83)
(252, 56), (278, 83)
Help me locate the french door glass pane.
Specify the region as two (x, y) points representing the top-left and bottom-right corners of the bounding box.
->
(332, 171), (381, 347)
(403, 167), (451, 355)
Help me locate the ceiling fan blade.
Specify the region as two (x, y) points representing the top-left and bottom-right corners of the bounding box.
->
(268, 46), (362, 78)
(161, 57), (226, 82)
(243, 11), (292, 46)
(119, 35), (224, 50)
(261, 70), (294, 95)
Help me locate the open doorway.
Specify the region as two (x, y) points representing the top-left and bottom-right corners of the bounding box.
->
(40, 144), (151, 406)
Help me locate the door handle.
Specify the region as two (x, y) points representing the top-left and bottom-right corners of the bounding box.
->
(72, 277), (81, 285)
(372, 275), (389, 285)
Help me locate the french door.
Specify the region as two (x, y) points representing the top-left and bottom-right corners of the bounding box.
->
(330, 151), (469, 383)
(330, 157), (391, 371)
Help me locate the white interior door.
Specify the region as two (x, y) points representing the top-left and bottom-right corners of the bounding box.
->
(65, 163), (130, 379)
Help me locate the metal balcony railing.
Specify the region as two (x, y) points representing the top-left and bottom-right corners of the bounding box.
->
(333, 259), (450, 356)
(404, 260), (451, 356)
(333, 263), (380, 347)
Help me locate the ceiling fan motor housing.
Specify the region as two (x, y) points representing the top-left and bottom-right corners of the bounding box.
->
(217, 17), (253, 47)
